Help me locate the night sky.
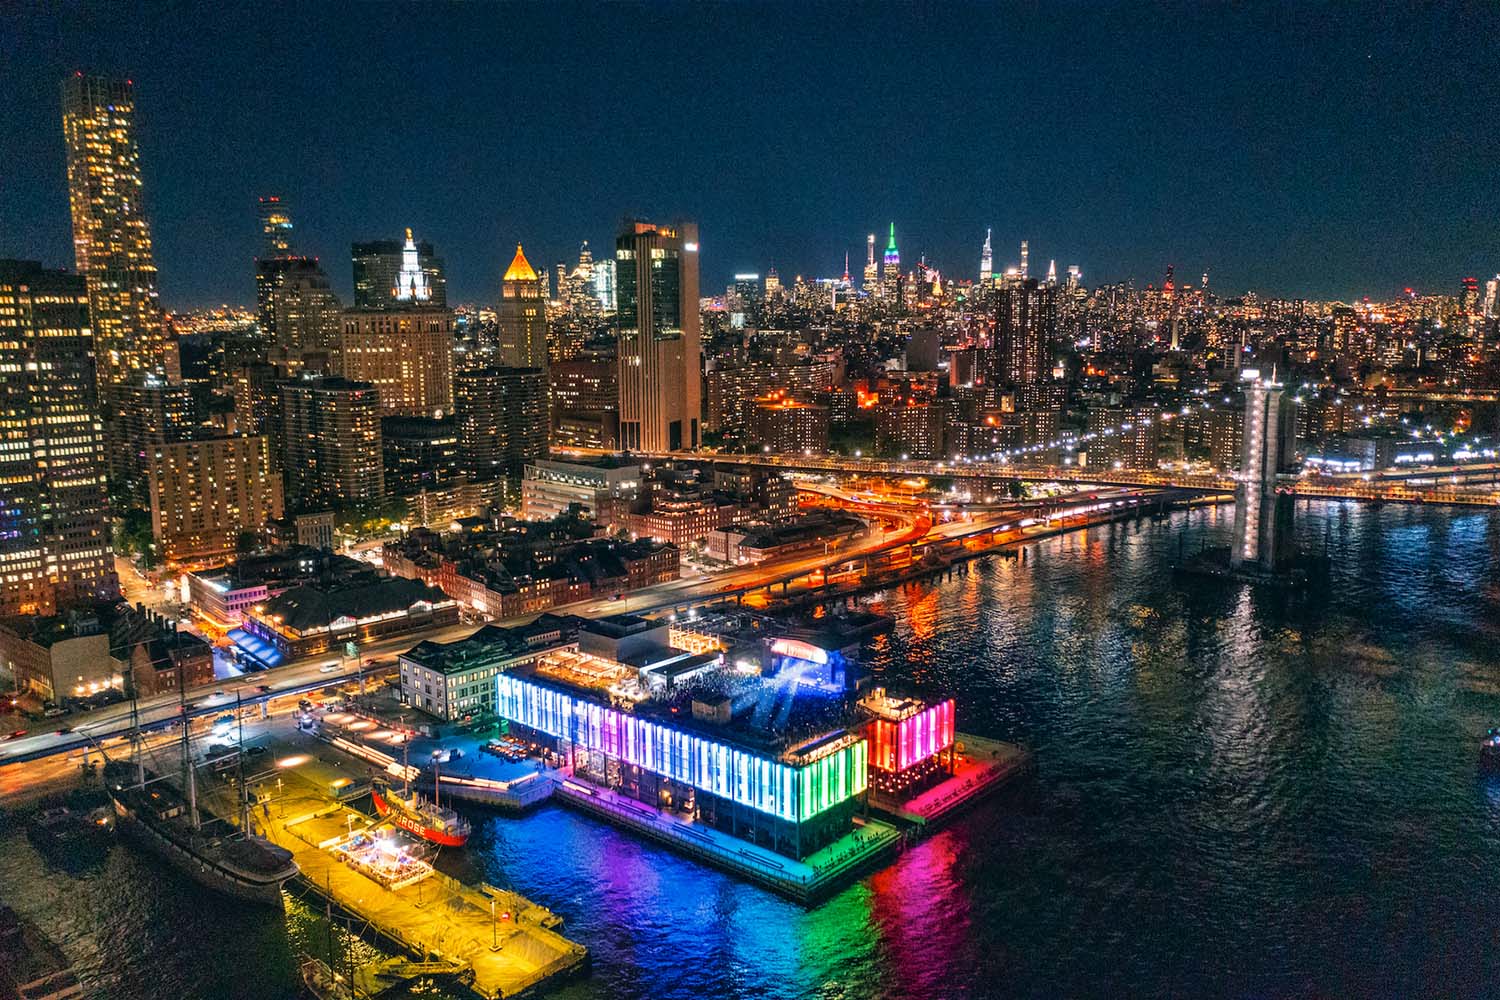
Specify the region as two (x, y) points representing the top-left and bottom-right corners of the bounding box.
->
(3, 3), (1496, 307)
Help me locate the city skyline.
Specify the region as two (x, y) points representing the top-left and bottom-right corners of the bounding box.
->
(5, 4), (1498, 307)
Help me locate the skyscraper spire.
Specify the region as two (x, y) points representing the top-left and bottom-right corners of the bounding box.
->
(393, 227), (431, 302)
(1046, 259), (1056, 284)
(980, 228), (993, 283)
(1020, 240), (1029, 279)
(843, 251), (850, 283)
(885, 222), (898, 260)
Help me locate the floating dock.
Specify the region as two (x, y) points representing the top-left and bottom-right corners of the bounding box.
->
(869, 734), (1033, 828)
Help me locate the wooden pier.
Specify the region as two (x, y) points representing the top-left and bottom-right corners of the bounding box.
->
(255, 797), (587, 999)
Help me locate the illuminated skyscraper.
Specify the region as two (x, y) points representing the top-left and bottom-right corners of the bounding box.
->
(863, 233), (879, 293)
(980, 229), (992, 283)
(0, 260), (116, 615)
(497, 244), (548, 369)
(280, 376), (384, 510)
(257, 195), (294, 257)
(593, 254), (617, 313)
(60, 73), (180, 399)
(881, 224), (901, 303)
(351, 232), (447, 309)
(990, 277), (1057, 408)
(1231, 378), (1297, 574)
(455, 367), (548, 477)
(615, 220), (702, 452)
(337, 307), (453, 417)
(1019, 240), (1029, 279)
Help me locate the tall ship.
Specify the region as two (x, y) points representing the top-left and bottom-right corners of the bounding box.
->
(370, 778), (470, 848)
(104, 683), (298, 907)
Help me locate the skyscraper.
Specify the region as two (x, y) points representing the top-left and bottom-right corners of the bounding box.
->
(1231, 379), (1298, 574)
(60, 73), (179, 399)
(615, 220), (702, 452)
(980, 229), (993, 284)
(454, 367), (548, 478)
(593, 256), (617, 314)
(881, 224), (901, 303)
(337, 307), (454, 417)
(351, 231), (447, 309)
(257, 195), (294, 257)
(0, 260), (116, 615)
(864, 233), (878, 293)
(252, 256), (343, 371)
(497, 244), (548, 369)
(280, 376), (384, 510)
(991, 277), (1057, 408)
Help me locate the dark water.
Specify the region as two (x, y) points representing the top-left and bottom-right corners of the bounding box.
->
(5, 502), (1500, 999)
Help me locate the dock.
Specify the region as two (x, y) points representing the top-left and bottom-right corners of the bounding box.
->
(260, 799), (587, 999)
(869, 734), (1033, 828)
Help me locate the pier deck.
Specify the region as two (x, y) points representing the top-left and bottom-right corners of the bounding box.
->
(870, 734), (1033, 827)
(262, 801), (586, 999)
(217, 725), (587, 999)
(551, 777), (901, 904)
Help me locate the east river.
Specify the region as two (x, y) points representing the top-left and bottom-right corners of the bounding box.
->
(3, 501), (1499, 999)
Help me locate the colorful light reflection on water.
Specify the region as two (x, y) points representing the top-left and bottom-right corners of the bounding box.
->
(2, 502), (1500, 998)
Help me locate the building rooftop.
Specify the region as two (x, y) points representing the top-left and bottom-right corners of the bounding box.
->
(402, 623), (569, 675)
(503, 243), (538, 282)
(254, 577), (451, 634)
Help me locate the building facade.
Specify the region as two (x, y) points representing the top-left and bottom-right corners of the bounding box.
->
(280, 376), (385, 510)
(615, 221), (702, 452)
(0, 260), (116, 615)
(351, 231), (447, 309)
(147, 434), (284, 565)
(60, 74), (180, 399)
(338, 307), (453, 417)
(498, 244), (548, 369)
(454, 367), (548, 478)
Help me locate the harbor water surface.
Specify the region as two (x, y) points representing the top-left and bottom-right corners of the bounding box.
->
(3, 501), (1500, 999)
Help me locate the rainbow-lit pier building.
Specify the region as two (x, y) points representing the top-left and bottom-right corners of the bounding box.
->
(494, 623), (870, 861)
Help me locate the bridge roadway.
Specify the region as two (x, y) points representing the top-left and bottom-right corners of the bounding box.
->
(594, 449), (1500, 506)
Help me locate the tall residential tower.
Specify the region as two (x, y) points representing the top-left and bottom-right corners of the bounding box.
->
(60, 74), (179, 398)
(0, 260), (116, 614)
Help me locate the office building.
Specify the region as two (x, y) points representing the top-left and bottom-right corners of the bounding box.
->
(593, 256), (617, 313)
(338, 307), (453, 417)
(147, 434), (284, 565)
(881, 223), (901, 303)
(1231, 380), (1298, 574)
(520, 460), (642, 524)
(280, 376), (384, 510)
(351, 230), (447, 309)
(615, 221), (702, 452)
(498, 244), (548, 369)
(60, 74), (180, 398)
(0, 260), (116, 615)
(454, 367), (548, 478)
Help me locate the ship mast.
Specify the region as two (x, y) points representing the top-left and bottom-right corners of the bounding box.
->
(237, 691), (250, 835)
(178, 657), (200, 831)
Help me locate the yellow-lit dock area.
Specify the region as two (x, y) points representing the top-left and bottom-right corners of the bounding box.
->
(216, 727), (587, 999)
(265, 802), (586, 999)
